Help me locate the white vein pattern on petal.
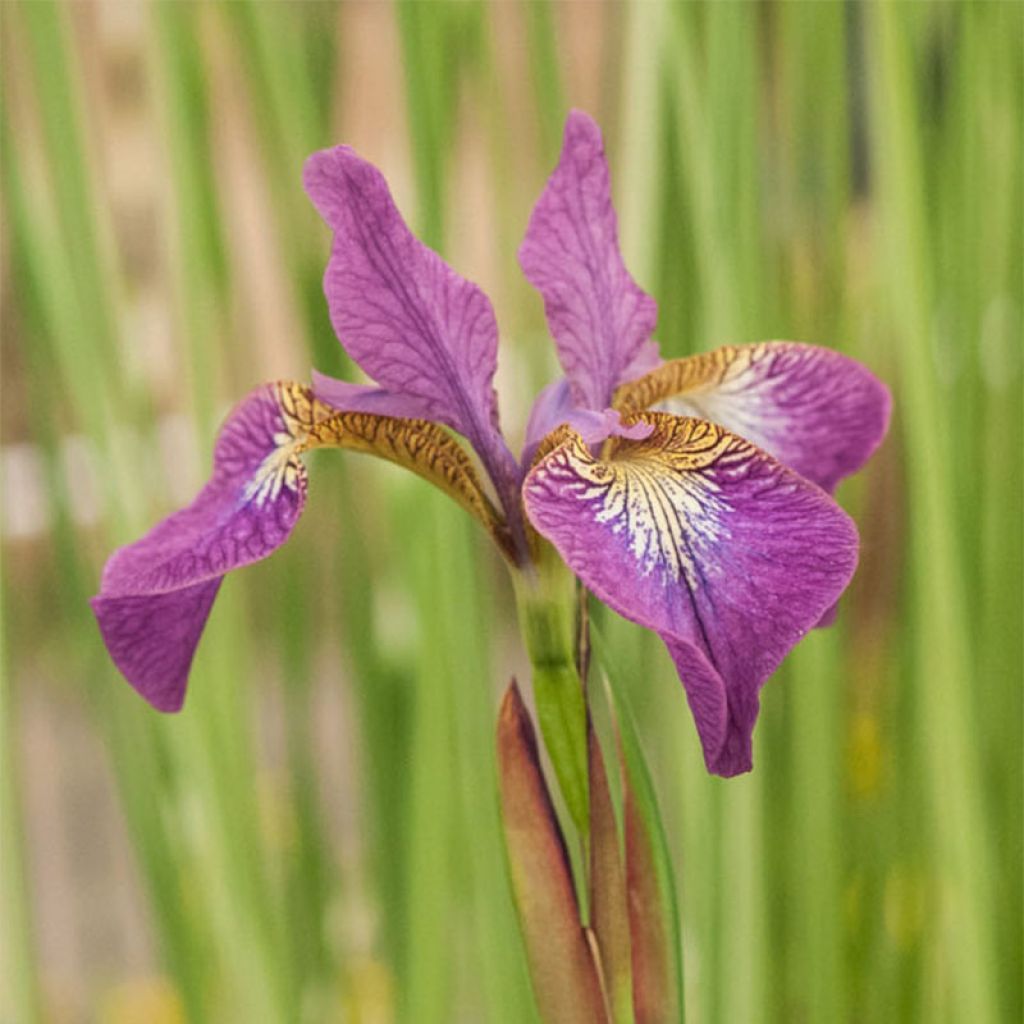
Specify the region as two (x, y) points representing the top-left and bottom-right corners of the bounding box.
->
(653, 344), (875, 474)
(242, 440), (303, 508)
(544, 445), (731, 591)
(240, 388), (309, 509)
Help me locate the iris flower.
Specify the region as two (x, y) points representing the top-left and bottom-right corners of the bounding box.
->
(92, 111), (889, 777)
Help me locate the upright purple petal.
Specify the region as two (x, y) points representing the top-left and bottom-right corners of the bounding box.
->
(91, 384), (314, 711)
(303, 146), (517, 492)
(523, 414), (858, 776)
(614, 342), (892, 493)
(519, 110), (659, 410)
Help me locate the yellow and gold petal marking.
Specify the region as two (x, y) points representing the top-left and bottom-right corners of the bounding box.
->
(239, 381), (325, 508)
(613, 345), (758, 414)
(538, 414), (736, 589)
(242, 381), (510, 554)
(614, 342), (892, 494)
(303, 409), (511, 555)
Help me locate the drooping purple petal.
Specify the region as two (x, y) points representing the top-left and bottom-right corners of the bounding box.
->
(519, 110), (659, 410)
(522, 377), (653, 468)
(614, 342), (892, 493)
(93, 380), (521, 708)
(92, 582), (222, 713)
(303, 146), (517, 492)
(523, 413), (858, 776)
(92, 384), (314, 711)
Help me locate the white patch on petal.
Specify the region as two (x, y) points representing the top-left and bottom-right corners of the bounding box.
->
(240, 385), (319, 509)
(562, 446), (729, 590)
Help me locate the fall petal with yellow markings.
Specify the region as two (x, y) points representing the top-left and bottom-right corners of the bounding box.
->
(523, 413), (859, 776)
(303, 401), (509, 554)
(92, 382), (506, 711)
(614, 341), (891, 493)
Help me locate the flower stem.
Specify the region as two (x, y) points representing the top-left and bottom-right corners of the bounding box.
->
(513, 561), (591, 846)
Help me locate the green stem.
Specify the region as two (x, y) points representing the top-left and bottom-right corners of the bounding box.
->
(513, 561), (590, 847)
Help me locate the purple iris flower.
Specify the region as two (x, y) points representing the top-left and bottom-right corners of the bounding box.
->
(92, 111), (889, 777)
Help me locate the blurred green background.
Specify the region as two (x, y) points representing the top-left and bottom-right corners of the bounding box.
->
(1, 2), (1020, 1022)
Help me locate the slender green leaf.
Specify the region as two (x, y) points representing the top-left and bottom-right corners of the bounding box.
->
(591, 623), (683, 1024)
(588, 721), (634, 1024)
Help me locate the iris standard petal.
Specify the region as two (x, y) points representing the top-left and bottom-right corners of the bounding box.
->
(614, 341), (891, 493)
(518, 110), (659, 410)
(303, 146), (518, 492)
(522, 413), (859, 776)
(93, 382), (509, 711)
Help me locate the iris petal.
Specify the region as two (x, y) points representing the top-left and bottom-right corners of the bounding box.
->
(305, 404), (508, 551)
(310, 372), (438, 422)
(92, 384), (315, 711)
(303, 146), (518, 494)
(92, 582), (222, 713)
(613, 341), (891, 493)
(522, 413), (859, 775)
(93, 382), (507, 710)
(519, 110), (659, 410)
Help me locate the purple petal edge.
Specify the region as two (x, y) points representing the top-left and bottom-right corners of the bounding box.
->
(519, 110), (659, 410)
(304, 146), (517, 490)
(91, 581), (222, 713)
(523, 415), (859, 776)
(311, 370), (440, 421)
(620, 338), (662, 383)
(658, 342), (892, 495)
(91, 385), (309, 712)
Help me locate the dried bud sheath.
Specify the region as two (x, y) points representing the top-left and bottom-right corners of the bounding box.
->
(497, 682), (608, 1024)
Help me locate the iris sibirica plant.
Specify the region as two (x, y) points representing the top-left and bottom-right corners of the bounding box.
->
(92, 109), (888, 1017)
(92, 109), (887, 775)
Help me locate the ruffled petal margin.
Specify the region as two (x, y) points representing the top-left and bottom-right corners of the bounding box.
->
(522, 413), (859, 776)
